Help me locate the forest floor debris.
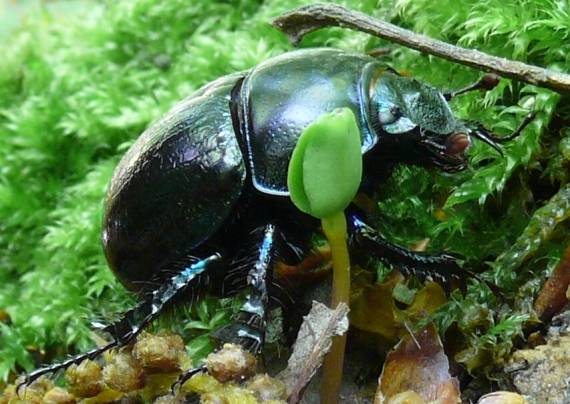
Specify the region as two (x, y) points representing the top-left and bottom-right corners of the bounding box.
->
(507, 310), (570, 404)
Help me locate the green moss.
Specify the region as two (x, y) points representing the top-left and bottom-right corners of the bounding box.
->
(0, 0), (568, 383)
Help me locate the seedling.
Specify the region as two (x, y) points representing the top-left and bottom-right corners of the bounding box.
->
(287, 107), (362, 403)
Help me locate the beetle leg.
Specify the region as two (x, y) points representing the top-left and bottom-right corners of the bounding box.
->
(212, 224), (278, 353)
(173, 224), (281, 389)
(171, 364), (208, 394)
(348, 214), (464, 290)
(17, 254), (222, 392)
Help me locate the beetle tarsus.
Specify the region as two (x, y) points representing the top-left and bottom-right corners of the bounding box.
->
(16, 340), (118, 396)
(171, 364), (207, 394)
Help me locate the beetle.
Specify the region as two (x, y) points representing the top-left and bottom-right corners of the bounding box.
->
(21, 47), (533, 387)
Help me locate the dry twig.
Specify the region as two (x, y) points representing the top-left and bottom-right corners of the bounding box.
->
(273, 3), (570, 94)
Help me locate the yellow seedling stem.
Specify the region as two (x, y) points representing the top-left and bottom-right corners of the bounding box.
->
(320, 211), (350, 404)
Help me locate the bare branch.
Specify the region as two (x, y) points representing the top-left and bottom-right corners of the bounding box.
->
(272, 3), (570, 94)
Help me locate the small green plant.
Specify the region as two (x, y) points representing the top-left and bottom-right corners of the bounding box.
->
(287, 107), (362, 403)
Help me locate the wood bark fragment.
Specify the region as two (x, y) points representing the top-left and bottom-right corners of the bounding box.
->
(272, 4), (570, 94)
(534, 245), (570, 321)
(277, 301), (349, 404)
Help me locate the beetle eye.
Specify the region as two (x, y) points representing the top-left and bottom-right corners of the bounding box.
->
(378, 106), (402, 125)
(446, 132), (471, 154)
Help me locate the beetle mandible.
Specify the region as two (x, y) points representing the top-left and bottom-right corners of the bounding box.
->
(21, 47), (533, 387)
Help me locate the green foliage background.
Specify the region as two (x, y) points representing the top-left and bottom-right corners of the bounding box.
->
(0, 0), (569, 383)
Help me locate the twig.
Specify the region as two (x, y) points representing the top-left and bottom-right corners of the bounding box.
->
(272, 3), (570, 94)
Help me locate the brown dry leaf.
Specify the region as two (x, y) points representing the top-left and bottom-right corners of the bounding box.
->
(350, 272), (446, 342)
(534, 244), (570, 321)
(275, 245), (332, 283)
(374, 324), (460, 404)
(411, 238), (430, 252)
(405, 282), (447, 318)
(350, 272), (403, 341)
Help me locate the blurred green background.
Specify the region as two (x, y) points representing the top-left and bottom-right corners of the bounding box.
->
(0, 0), (91, 38)
(0, 0), (568, 385)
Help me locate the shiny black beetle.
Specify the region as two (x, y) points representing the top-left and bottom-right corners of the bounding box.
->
(23, 47), (533, 386)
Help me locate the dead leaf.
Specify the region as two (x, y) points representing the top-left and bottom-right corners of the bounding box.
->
(350, 272), (403, 341)
(411, 239), (430, 252)
(375, 324), (460, 404)
(350, 274), (446, 343)
(405, 282), (447, 318)
(385, 391), (426, 404)
(275, 245), (332, 283)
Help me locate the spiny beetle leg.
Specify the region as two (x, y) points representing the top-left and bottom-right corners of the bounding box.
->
(348, 214), (465, 292)
(213, 224), (278, 352)
(17, 254), (221, 393)
(17, 341), (118, 396)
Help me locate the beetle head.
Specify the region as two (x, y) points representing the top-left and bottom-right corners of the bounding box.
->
(369, 72), (474, 173)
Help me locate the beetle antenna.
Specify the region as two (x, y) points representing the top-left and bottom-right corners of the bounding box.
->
(470, 111), (536, 154)
(444, 74), (500, 100)
(482, 111), (536, 143)
(471, 129), (504, 156)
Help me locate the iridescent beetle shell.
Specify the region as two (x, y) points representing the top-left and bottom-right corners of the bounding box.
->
(102, 48), (467, 290)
